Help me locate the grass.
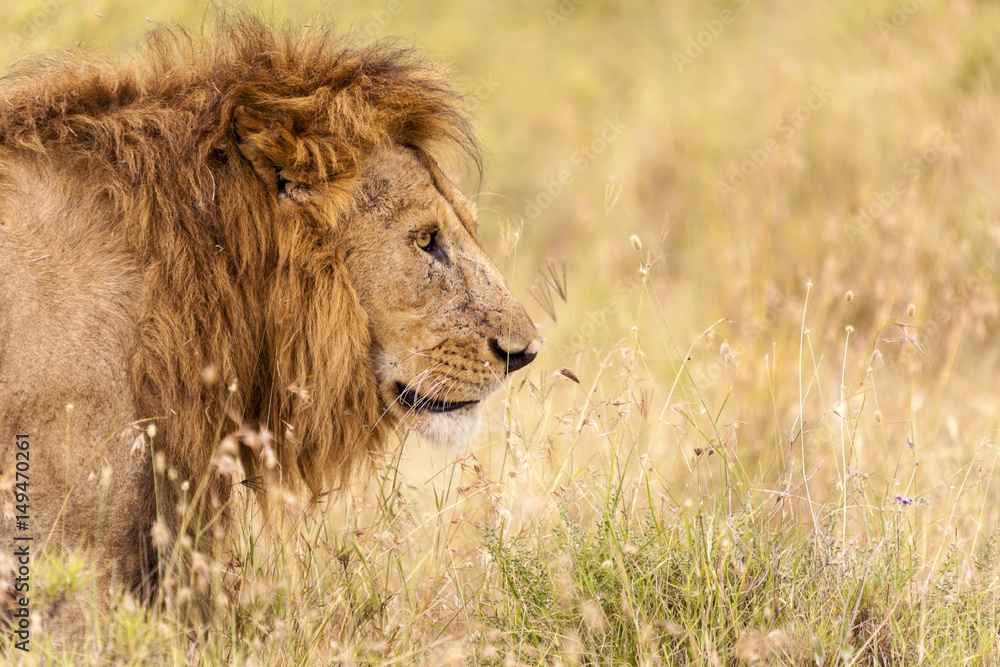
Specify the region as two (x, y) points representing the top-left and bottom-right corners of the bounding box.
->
(3, 0), (1000, 664)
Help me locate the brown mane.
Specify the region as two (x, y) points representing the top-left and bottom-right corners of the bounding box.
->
(0, 15), (480, 496)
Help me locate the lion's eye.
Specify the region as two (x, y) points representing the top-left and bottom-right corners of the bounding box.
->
(415, 229), (448, 262)
(416, 231), (436, 251)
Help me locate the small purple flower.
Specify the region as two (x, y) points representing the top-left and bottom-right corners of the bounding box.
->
(894, 494), (913, 505)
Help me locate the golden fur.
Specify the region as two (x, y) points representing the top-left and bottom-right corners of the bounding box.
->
(0, 16), (538, 619)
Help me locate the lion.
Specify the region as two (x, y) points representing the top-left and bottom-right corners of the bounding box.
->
(0, 16), (538, 632)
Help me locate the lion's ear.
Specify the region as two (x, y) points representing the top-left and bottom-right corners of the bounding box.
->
(233, 105), (335, 195)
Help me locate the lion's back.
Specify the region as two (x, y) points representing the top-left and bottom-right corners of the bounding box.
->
(0, 154), (145, 540)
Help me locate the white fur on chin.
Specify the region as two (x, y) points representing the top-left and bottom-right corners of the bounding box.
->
(414, 404), (483, 451)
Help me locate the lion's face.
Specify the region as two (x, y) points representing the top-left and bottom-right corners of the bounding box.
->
(339, 146), (539, 445)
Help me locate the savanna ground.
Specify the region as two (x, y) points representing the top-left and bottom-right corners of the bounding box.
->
(3, 0), (1000, 664)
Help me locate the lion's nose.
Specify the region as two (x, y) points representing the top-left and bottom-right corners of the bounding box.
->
(489, 336), (539, 374)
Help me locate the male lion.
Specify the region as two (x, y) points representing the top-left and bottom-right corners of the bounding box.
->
(0, 17), (538, 628)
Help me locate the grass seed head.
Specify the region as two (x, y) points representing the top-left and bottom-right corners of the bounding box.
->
(581, 599), (608, 633)
(151, 518), (171, 548)
(100, 465), (113, 489)
(202, 364), (218, 386)
(176, 587), (192, 608)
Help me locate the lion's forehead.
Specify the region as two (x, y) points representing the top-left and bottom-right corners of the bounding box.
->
(358, 146), (477, 225)
(360, 150), (436, 200)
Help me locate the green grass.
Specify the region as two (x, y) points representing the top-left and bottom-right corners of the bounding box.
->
(3, 0), (1000, 664)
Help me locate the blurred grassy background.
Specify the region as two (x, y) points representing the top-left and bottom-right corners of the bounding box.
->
(3, 0), (999, 661)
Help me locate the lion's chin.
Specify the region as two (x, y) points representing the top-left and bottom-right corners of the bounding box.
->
(412, 404), (484, 451)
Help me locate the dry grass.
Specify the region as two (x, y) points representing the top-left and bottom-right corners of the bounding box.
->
(3, 0), (1000, 664)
